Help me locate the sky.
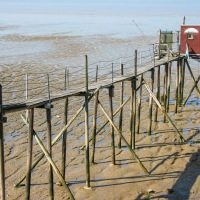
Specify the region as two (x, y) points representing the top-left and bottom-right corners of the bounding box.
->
(0, 0), (199, 16)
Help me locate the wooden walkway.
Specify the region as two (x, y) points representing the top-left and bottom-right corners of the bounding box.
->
(3, 55), (179, 113)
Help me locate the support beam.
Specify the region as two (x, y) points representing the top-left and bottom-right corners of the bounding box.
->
(109, 86), (115, 164)
(84, 55), (91, 188)
(46, 107), (54, 199)
(26, 108), (34, 200)
(0, 85), (5, 200)
(175, 60), (179, 113)
(143, 79), (186, 142)
(185, 59), (200, 94)
(118, 64), (124, 148)
(91, 92), (99, 164)
(98, 100), (149, 175)
(61, 97), (68, 181)
(154, 66), (160, 122)
(14, 87), (101, 188)
(136, 74), (143, 134)
(148, 69), (154, 135)
(80, 97), (131, 150)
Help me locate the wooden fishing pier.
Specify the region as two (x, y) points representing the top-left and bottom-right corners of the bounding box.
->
(0, 39), (200, 199)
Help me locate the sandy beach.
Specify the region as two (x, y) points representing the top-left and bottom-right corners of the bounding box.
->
(0, 23), (200, 200)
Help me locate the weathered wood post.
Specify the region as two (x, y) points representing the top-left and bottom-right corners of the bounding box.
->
(154, 66), (160, 122)
(64, 69), (67, 90)
(175, 58), (180, 113)
(61, 97), (68, 182)
(136, 74), (143, 134)
(46, 106), (54, 199)
(181, 58), (186, 101)
(91, 91), (99, 164)
(0, 85), (6, 200)
(178, 58), (183, 106)
(118, 63), (124, 148)
(148, 68), (154, 135)
(133, 50), (137, 147)
(109, 84), (115, 165)
(26, 108), (34, 200)
(158, 30), (161, 59)
(163, 64), (168, 122)
(46, 74), (54, 199)
(167, 62), (171, 112)
(95, 63), (99, 82)
(84, 55), (91, 188)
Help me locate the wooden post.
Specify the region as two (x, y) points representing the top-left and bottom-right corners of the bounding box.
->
(31, 129), (75, 200)
(64, 69), (67, 90)
(84, 55), (91, 188)
(80, 97), (130, 150)
(136, 74), (143, 134)
(148, 68), (154, 135)
(181, 59), (186, 101)
(154, 66), (160, 122)
(132, 50), (137, 148)
(109, 85), (115, 165)
(175, 60), (179, 113)
(46, 107), (54, 199)
(98, 101), (149, 174)
(95, 64), (99, 82)
(91, 92), (99, 164)
(167, 62), (171, 112)
(26, 73), (29, 100)
(14, 87), (101, 188)
(163, 64), (168, 122)
(0, 85), (5, 200)
(158, 30), (161, 59)
(178, 58), (183, 106)
(143, 79), (186, 142)
(118, 64), (124, 148)
(26, 108), (34, 200)
(61, 97), (68, 181)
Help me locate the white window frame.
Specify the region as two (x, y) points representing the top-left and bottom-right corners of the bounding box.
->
(188, 33), (194, 39)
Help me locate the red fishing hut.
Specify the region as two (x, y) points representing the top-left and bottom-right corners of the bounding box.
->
(180, 25), (200, 58)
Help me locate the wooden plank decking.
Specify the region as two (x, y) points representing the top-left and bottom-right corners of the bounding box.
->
(3, 55), (180, 113)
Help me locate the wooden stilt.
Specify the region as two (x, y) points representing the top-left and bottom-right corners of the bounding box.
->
(80, 97), (130, 150)
(91, 91), (99, 164)
(167, 62), (172, 112)
(154, 66), (160, 122)
(178, 58), (183, 106)
(143, 79), (186, 142)
(118, 64), (124, 148)
(14, 86), (101, 188)
(84, 55), (91, 188)
(163, 64), (168, 122)
(21, 115), (75, 200)
(31, 127), (74, 200)
(130, 80), (134, 147)
(26, 108), (34, 200)
(98, 100), (149, 174)
(46, 107), (54, 199)
(181, 59), (186, 100)
(136, 74), (143, 134)
(183, 76), (200, 106)
(0, 85), (5, 200)
(109, 85), (115, 165)
(61, 97), (68, 181)
(185, 59), (200, 94)
(175, 60), (179, 113)
(148, 69), (154, 135)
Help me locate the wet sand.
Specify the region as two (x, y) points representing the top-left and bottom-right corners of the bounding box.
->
(0, 29), (200, 200)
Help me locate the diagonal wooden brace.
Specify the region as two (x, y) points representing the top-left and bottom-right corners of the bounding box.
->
(80, 96), (131, 150)
(98, 100), (149, 175)
(183, 76), (200, 106)
(14, 86), (101, 188)
(185, 59), (200, 94)
(34, 130), (74, 200)
(142, 79), (186, 142)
